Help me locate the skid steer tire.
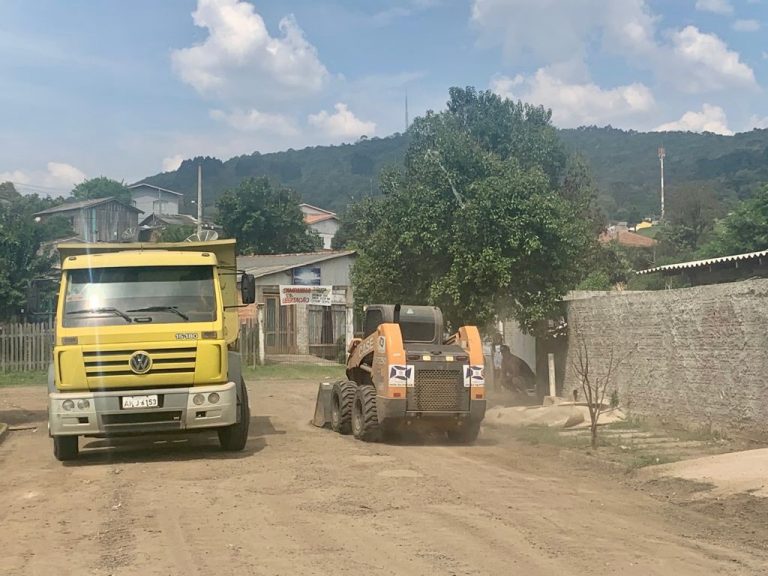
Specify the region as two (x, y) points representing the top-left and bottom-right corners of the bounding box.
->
(218, 380), (250, 451)
(331, 381), (356, 435)
(352, 385), (380, 442)
(446, 422), (481, 444)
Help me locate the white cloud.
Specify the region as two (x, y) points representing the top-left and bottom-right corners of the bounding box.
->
(470, 0), (658, 77)
(491, 69), (655, 127)
(654, 104), (733, 135)
(695, 0), (733, 14)
(0, 169), (31, 185)
(0, 162), (86, 195)
(308, 103), (376, 139)
(667, 26), (756, 92)
(162, 155), (184, 172)
(209, 108), (298, 135)
(732, 19), (761, 32)
(749, 115), (768, 129)
(171, 0), (329, 102)
(471, 1), (756, 94)
(373, 0), (441, 25)
(46, 162), (86, 187)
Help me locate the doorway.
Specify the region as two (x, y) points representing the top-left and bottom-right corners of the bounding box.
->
(264, 295), (296, 354)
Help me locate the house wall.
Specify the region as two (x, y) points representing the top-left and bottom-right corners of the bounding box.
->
(560, 279), (768, 437)
(58, 203), (139, 242)
(238, 254), (356, 356)
(310, 219), (339, 249)
(131, 188), (180, 216)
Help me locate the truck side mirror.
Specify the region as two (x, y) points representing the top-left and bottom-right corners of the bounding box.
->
(240, 273), (256, 305)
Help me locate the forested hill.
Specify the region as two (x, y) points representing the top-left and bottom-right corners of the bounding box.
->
(144, 134), (409, 214)
(558, 127), (768, 221)
(142, 126), (768, 219)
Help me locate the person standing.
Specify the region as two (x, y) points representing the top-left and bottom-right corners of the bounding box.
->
(491, 333), (503, 391)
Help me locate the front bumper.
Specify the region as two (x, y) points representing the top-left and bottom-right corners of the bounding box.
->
(49, 381), (237, 437)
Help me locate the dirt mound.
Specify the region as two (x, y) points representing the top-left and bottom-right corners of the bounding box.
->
(485, 402), (625, 429)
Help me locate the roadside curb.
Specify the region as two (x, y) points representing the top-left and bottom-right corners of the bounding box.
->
(0, 422), (8, 447)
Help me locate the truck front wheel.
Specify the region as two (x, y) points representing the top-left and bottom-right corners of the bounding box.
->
(218, 380), (250, 451)
(53, 435), (79, 461)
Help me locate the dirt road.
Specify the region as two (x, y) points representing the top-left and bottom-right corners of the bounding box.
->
(1, 380), (766, 576)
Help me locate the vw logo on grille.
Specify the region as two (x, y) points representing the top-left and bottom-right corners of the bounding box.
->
(129, 351), (152, 375)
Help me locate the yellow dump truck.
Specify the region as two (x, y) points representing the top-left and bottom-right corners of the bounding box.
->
(47, 240), (256, 461)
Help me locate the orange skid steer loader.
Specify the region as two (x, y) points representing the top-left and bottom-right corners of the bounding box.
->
(312, 304), (486, 442)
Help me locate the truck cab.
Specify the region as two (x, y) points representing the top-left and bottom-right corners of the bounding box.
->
(48, 240), (255, 461)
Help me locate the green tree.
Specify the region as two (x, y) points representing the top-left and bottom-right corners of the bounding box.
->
(156, 225), (197, 243)
(0, 181), (21, 202)
(72, 176), (131, 204)
(349, 88), (596, 331)
(663, 182), (722, 252)
(0, 194), (73, 320)
(699, 185), (768, 257)
(216, 177), (320, 254)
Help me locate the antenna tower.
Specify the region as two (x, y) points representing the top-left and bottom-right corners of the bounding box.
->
(405, 90), (409, 132)
(658, 146), (666, 221)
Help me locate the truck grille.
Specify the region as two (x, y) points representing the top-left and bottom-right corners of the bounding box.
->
(83, 346), (197, 379)
(411, 368), (466, 411)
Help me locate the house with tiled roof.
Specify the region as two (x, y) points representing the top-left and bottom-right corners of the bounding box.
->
(299, 203), (339, 249)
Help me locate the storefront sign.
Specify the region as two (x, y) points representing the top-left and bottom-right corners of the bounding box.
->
(279, 285), (333, 306)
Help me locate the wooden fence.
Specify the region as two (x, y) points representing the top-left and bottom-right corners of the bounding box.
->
(0, 322), (54, 373)
(239, 319), (262, 368)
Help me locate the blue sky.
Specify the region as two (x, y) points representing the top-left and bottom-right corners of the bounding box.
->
(1, 0), (767, 196)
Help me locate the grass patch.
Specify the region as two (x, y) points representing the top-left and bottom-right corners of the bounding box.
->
(0, 371), (47, 387)
(244, 363), (346, 381)
(624, 452), (679, 471)
(507, 425), (591, 449)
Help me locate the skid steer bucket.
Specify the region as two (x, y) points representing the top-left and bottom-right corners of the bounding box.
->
(312, 382), (334, 428)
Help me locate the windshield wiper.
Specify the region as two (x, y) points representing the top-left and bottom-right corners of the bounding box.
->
(66, 307), (133, 323)
(126, 306), (190, 321)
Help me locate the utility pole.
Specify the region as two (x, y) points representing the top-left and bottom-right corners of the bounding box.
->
(658, 146), (666, 221)
(197, 163), (202, 235)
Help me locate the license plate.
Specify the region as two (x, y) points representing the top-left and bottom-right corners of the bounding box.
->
(121, 395), (159, 409)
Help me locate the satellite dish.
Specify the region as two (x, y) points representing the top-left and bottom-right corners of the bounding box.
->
(185, 229), (219, 242)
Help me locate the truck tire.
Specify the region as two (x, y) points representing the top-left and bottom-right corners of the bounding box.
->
(446, 422), (481, 444)
(352, 385), (380, 442)
(53, 435), (79, 461)
(218, 380), (250, 451)
(331, 381), (356, 435)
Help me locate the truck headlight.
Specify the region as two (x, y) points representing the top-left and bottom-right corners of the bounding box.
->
(208, 392), (220, 404)
(62, 399), (75, 411)
(193, 394), (205, 406)
(77, 399), (90, 410)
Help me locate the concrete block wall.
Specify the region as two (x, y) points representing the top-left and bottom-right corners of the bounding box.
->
(561, 279), (768, 436)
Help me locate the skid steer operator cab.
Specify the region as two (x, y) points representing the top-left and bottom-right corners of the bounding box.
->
(362, 304), (443, 345)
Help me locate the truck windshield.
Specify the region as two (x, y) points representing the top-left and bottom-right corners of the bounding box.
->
(62, 266), (217, 327)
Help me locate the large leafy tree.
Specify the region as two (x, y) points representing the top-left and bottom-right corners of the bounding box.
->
(0, 185), (74, 320)
(72, 176), (131, 204)
(216, 177), (320, 254)
(699, 185), (768, 257)
(345, 87), (597, 331)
